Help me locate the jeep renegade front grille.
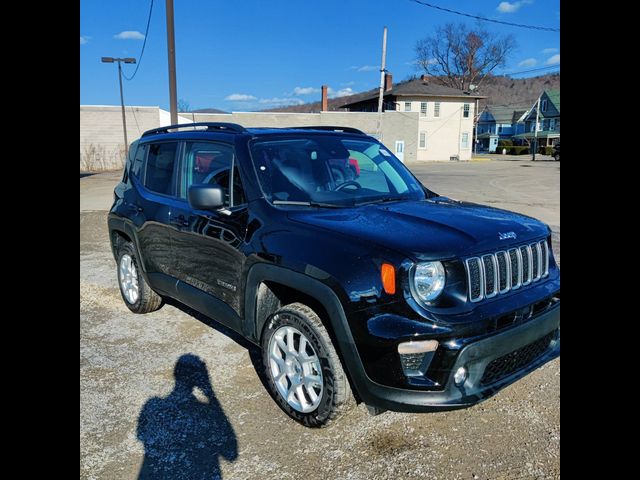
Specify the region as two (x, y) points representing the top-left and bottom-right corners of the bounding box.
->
(465, 239), (549, 303)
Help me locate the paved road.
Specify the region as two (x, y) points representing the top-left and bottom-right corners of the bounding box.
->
(80, 160), (560, 480)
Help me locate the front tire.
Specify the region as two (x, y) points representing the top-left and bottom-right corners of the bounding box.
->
(116, 242), (163, 314)
(261, 302), (354, 427)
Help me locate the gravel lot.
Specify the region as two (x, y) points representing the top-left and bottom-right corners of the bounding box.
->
(80, 159), (560, 480)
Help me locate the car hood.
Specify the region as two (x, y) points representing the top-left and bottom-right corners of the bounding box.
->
(287, 197), (549, 260)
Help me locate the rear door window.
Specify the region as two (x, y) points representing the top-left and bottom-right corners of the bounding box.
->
(144, 142), (179, 195)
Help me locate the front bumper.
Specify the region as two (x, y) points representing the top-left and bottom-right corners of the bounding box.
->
(351, 303), (560, 412)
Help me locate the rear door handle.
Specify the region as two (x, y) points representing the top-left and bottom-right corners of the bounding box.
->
(127, 204), (143, 213)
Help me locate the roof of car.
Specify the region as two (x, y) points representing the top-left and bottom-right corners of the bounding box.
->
(141, 123), (368, 139)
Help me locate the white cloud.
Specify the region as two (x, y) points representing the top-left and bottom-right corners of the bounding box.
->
(497, 0), (533, 13)
(114, 31), (145, 40)
(80, 36), (88, 45)
(350, 65), (378, 72)
(541, 47), (558, 54)
(328, 87), (354, 98)
(291, 86), (320, 96)
(225, 93), (257, 101)
(545, 54), (560, 65)
(518, 58), (537, 68)
(258, 97), (305, 106)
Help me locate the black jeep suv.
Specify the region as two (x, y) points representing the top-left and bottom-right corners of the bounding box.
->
(108, 123), (560, 427)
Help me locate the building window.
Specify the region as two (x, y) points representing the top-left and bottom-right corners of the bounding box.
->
(434, 102), (441, 117)
(541, 99), (548, 111)
(463, 103), (470, 118)
(420, 102), (427, 116)
(419, 131), (427, 149)
(405, 101), (412, 112)
(461, 132), (470, 149)
(498, 125), (503, 133)
(549, 119), (556, 131)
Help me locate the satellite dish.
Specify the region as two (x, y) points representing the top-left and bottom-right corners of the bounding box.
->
(469, 84), (478, 91)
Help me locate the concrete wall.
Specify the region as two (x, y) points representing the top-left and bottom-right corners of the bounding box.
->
(80, 106), (191, 171)
(190, 111), (420, 163)
(80, 106), (424, 171)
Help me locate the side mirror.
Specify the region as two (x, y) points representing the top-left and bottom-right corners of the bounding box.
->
(188, 184), (225, 210)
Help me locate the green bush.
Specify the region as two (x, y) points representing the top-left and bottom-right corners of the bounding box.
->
(508, 146), (529, 155)
(498, 139), (513, 147)
(538, 146), (553, 155)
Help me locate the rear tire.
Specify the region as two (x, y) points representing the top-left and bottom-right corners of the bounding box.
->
(261, 302), (355, 427)
(116, 242), (163, 314)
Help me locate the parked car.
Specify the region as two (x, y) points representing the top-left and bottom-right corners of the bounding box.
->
(553, 142), (560, 161)
(108, 123), (560, 427)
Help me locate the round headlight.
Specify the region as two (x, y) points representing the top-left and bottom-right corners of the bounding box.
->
(413, 261), (446, 302)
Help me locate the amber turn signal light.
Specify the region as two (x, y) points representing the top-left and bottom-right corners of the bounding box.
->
(381, 263), (396, 295)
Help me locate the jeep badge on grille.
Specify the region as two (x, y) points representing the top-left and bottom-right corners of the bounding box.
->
(498, 231), (517, 240)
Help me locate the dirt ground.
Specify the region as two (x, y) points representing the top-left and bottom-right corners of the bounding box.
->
(80, 159), (560, 479)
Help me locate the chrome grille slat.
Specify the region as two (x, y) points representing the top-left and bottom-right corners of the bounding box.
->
(496, 251), (510, 293)
(466, 257), (484, 302)
(466, 239), (550, 303)
(541, 241), (549, 277)
(482, 254), (498, 298)
(520, 245), (532, 286)
(532, 242), (542, 281)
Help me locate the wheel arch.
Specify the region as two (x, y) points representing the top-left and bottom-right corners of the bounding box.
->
(244, 263), (367, 402)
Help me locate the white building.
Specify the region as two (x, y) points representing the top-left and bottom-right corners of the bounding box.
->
(341, 74), (484, 161)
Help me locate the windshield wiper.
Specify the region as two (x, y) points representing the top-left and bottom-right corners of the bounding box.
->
(355, 196), (407, 207)
(272, 200), (346, 209)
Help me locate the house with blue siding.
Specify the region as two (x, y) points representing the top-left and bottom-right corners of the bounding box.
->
(514, 89), (560, 147)
(476, 105), (527, 152)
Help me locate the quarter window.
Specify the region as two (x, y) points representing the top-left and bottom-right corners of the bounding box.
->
(463, 103), (470, 118)
(131, 143), (147, 178)
(144, 142), (179, 195)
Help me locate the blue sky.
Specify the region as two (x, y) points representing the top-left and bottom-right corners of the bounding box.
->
(80, 0), (560, 111)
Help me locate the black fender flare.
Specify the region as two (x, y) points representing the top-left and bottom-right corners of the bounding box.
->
(243, 263), (372, 401)
(107, 214), (149, 276)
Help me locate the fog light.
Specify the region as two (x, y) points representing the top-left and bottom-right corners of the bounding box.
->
(454, 366), (468, 385)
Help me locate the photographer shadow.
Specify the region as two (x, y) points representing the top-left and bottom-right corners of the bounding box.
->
(137, 354), (238, 479)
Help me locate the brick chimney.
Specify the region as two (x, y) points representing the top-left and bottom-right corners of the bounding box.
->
(321, 85), (328, 112)
(421, 74), (429, 83)
(384, 73), (393, 92)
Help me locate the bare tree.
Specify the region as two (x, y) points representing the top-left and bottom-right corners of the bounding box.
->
(178, 98), (191, 112)
(415, 23), (516, 91)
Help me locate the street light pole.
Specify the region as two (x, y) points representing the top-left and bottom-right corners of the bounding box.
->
(102, 57), (136, 158)
(166, 0), (178, 124)
(117, 61), (128, 156)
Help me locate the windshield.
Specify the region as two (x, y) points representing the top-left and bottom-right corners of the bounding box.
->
(249, 134), (426, 207)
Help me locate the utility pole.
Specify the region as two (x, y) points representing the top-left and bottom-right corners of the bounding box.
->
(166, 0), (178, 124)
(474, 97), (480, 156)
(532, 95), (541, 161)
(101, 57), (136, 157)
(376, 26), (388, 137)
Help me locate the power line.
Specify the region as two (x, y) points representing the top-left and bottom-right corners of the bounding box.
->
(408, 0), (560, 32)
(501, 65), (560, 77)
(122, 0), (154, 81)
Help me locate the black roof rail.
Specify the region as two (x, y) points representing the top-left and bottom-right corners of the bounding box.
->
(142, 122), (247, 137)
(287, 126), (366, 135)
